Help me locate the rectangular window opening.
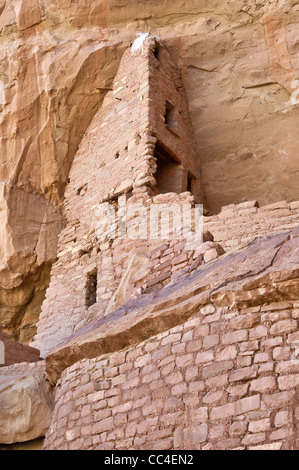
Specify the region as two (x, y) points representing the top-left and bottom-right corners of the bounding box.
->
(164, 101), (178, 129)
(85, 269), (97, 308)
(154, 144), (187, 195)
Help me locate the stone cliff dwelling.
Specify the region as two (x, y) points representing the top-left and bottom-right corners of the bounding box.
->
(1, 12), (299, 452)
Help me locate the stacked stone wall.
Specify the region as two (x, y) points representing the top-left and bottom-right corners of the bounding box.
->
(44, 300), (299, 450)
(204, 200), (299, 250)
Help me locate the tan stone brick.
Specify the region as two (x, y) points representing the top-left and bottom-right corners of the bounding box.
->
(182, 330), (194, 342)
(239, 340), (260, 352)
(165, 371), (184, 385)
(209, 424), (226, 439)
(202, 312), (220, 324)
(258, 362), (274, 373)
(94, 409), (112, 422)
(137, 416), (158, 434)
(205, 369), (228, 389)
(287, 331), (299, 344)
(142, 370), (160, 383)
(216, 346), (238, 361)
(186, 339), (203, 353)
(194, 325), (210, 338)
(142, 400), (164, 417)
(278, 374), (299, 390)
(193, 407), (208, 423)
(222, 329), (248, 345)
(250, 377), (276, 393)
(270, 320), (297, 336)
(73, 382), (94, 400)
(141, 364), (157, 376)
(188, 380), (206, 393)
(248, 442), (282, 450)
(263, 391), (295, 409)
(274, 411), (289, 428)
(229, 366), (257, 383)
(161, 333), (182, 346)
(227, 383), (249, 398)
(135, 353), (151, 368)
(176, 353), (193, 368)
(152, 344), (171, 363)
(270, 427), (289, 441)
(202, 390), (224, 404)
(196, 351), (214, 364)
(105, 366), (119, 378)
(92, 399), (108, 411)
(171, 382), (188, 396)
(92, 417), (114, 434)
(160, 412), (183, 427)
(237, 356), (252, 368)
(203, 334), (219, 349)
(230, 314), (260, 330)
(161, 362), (175, 376)
(122, 376), (140, 389)
(242, 433), (266, 446)
(262, 337), (283, 348)
(275, 360), (299, 374)
(254, 353), (270, 363)
(183, 425), (208, 445)
(172, 343), (186, 354)
(229, 421), (248, 437)
(273, 347), (291, 361)
(185, 366), (199, 382)
(248, 418), (271, 433)
(210, 402), (235, 421)
(215, 438), (241, 450)
(235, 395), (261, 415)
(249, 326), (268, 339)
(113, 402), (133, 414)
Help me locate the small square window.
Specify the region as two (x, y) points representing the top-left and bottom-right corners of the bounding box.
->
(164, 101), (178, 129)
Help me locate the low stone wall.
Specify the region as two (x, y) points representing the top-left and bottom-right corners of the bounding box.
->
(0, 361), (45, 377)
(44, 299), (299, 450)
(204, 200), (299, 250)
(128, 233), (224, 297)
(0, 328), (41, 367)
(33, 199), (299, 357)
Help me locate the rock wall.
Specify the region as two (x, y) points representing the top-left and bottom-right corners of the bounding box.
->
(39, 227), (299, 450)
(0, 361), (53, 445)
(1, 0), (299, 342)
(204, 200), (299, 250)
(44, 299), (299, 450)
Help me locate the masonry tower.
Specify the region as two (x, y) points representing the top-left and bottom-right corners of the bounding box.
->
(33, 34), (204, 355)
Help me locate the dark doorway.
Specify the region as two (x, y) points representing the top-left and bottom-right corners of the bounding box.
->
(154, 144), (187, 194)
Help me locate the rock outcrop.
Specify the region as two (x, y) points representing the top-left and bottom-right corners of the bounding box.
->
(0, 362), (53, 444)
(0, 327), (40, 367)
(0, 0), (299, 342)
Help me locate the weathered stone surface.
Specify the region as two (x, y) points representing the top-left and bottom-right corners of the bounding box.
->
(0, 327), (40, 367)
(0, 372), (53, 444)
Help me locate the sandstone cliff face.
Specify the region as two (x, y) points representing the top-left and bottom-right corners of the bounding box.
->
(0, 362), (53, 444)
(0, 0), (299, 341)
